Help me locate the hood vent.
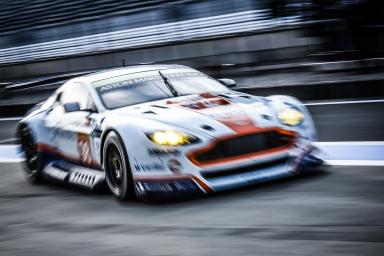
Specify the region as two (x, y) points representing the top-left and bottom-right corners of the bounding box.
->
(201, 124), (215, 131)
(262, 114), (272, 121)
(151, 105), (169, 109)
(217, 94), (232, 99)
(142, 110), (157, 115)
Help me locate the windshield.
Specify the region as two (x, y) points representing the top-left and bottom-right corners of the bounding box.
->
(93, 70), (229, 109)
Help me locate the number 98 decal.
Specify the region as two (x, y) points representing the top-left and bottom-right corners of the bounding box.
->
(77, 133), (93, 165)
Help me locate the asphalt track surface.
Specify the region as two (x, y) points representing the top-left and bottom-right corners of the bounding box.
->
(0, 100), (383, 256)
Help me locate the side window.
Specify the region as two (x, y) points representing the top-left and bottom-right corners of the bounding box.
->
(60, 83), (97, 112)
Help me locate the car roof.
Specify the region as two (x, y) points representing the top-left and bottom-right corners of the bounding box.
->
(80, 64), (194, 83)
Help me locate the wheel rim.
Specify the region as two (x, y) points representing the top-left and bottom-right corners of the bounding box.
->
(106, 144), (124, 193)
(20, 127), (38, 173)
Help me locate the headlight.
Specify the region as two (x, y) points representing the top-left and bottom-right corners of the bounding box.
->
(277, 108), (304, 126)
(147, 130), (199, 146)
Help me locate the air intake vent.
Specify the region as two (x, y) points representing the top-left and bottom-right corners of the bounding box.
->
(191, 130), (294, 165)
(201, 156), (289, 180)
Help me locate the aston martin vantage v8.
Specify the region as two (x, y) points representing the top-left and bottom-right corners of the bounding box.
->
(18, 65), (322, 200)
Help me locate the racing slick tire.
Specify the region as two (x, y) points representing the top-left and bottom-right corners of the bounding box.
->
(18, 125), (43, 183)
(103, 131), (135, 201)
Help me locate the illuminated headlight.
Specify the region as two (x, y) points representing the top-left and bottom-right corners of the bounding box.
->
(147, 131), (199, 146)
(277, 108), (304, 126)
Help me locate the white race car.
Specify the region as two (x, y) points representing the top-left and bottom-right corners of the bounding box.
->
(18, 65), (322, 200)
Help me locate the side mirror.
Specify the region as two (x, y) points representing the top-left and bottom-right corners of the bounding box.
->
(63, 102), (81, 113)
(218, 78), (236, 88)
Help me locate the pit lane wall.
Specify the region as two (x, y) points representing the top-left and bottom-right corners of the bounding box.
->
(0, 27), (315, 80)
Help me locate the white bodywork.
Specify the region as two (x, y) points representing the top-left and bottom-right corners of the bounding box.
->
(19, 65), (320, 196)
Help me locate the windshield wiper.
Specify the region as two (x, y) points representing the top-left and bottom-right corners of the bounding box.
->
(159, 71), (178, 97)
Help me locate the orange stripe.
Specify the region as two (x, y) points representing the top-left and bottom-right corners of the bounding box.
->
(219, 114), (256, 134)
(37, 143), (100, 169)
(166, 93), (258, 133)
(191, 176), (213, 193)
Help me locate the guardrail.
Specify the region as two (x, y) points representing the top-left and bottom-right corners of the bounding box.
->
(0, 10), (302, 65)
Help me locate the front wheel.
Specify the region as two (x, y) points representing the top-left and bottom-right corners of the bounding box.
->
(103, 131), (135, 201)
(19, 125), (42, 183)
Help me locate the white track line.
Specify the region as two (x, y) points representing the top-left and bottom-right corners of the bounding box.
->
(0, 117), (23, 121)
(0, 138), (18, 144)
(302, 57), (384, 66)
(315, 141), (384, 146)
(1, 143), (384, 166)
(325, 160), (384, 166)
(0, 158), (24, 163)
(305, 99), (384, 106)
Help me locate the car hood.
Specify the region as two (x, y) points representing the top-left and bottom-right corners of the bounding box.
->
(110, 91), (279, 138)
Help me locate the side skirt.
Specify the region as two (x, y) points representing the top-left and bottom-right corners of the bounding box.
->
(42, 160), (105, 191)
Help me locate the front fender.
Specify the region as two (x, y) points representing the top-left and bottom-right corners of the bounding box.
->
(99, 115), (174, 169)
(17, 111), (48, 145)
(266, 95), (317, 141)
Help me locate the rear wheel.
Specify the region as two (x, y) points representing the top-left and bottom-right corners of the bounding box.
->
(19, 125), (42, 183)
(103, 131), (135, 201)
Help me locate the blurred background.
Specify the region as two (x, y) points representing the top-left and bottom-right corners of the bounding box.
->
(0, 0), (383, 115)
(0, 2), (384, 256)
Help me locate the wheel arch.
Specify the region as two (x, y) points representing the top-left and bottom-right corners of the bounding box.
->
(16, 121), (37, 144)
(99, 128), (129, 166)
(101, 126), (137, 200)
(17, 111), (46, 145)
(100, 129), (116, 166)
(16, 122), (28, 138)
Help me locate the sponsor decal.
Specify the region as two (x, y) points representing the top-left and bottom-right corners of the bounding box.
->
(168, 159), (182, 174)
(77, 133), (93, 165)
(133, 158), (165, 173)
(200, 106), (255, 133)
(95, 72), (202, 92)
(167, 93), (257, 133)
(148, 148), (181, 156)
(202, 107), (244, 121)
(167, 93), (230, 110)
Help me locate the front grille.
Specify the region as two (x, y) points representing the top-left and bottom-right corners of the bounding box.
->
(194, 130), (293, 165)
(201, 156), (289, 179)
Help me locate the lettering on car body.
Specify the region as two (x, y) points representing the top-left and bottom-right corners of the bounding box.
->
(77, 133), (93, 165)
(148, 148), (181, 156)
(133, 158), (165, 173)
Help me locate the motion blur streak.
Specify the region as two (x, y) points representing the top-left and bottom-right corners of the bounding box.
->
(0, 0), (383, 255)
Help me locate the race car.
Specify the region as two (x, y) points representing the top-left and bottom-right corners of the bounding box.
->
(18, 64), (323, 201)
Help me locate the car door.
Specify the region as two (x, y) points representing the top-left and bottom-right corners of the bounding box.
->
(47, 82), (100, 168)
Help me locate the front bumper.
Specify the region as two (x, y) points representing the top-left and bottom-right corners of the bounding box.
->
(134, 176), (205, 199)
(133, 145), (323, 198)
